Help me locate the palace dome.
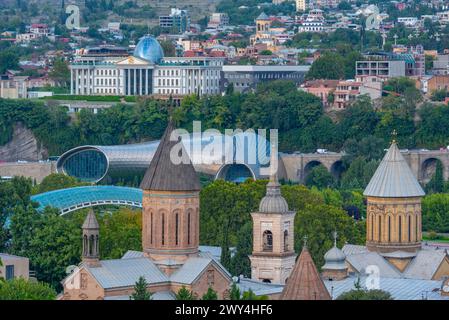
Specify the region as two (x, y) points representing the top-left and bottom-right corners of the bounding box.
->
(133, 36), (164, 64)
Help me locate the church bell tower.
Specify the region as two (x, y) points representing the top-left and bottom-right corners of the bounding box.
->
(82, 210), (100, 267)
(140, 121), (201, 266)
(249, 142), (296, 284)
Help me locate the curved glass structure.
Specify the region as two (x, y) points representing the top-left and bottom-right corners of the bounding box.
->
(57, 132), (272, 183)
(63, 148), (108, 182)
(133, 35), (164, 64)
(31, 186), (143, 215)
(216, 164), (255, 183)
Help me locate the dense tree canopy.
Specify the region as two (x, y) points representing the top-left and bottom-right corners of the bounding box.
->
(336, 288), (393, 300)
(0, 278), (57, 300)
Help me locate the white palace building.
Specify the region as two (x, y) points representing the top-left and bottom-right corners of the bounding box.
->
(70, 36), (224, 97)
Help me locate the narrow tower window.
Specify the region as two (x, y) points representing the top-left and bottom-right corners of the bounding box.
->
(263, 230), (273, 252)
(398, 216), (402, 243)
(161, 213), (165, 246)
(408, 216), (411, 242)
(378, 216), (382, 242)
(89, 235), (94, 256)
(83, 235), (88, 256)
(187, 212), (191, 245)
(284, 230), (288, 251)
(150, 212), (153, 244)
(371, 214), (374, 240)
(388, 216), (391, 242)
(416, 215), (419, 241)
(175, 213), (179, 246)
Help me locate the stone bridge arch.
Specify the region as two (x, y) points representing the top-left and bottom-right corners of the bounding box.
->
(400, 150), (449, 184)
(420, 157), (444, 183)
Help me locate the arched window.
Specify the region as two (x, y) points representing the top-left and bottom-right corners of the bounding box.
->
(378, 216), (382, 242)
(95, 235), (99, 255)
(187, 212), (191, 245)
(408, 216), (411, 242)
(398, 216), (402, 243)
(371, 214), (374, 240)
(150, 212), (153, 244)
(83, 235), (88, 256)
(262, 279), (271, 283)
(89, 235), (94, 256)
(263, 230), (273, 252)
(161, 213), (165, 246)
(284, 230), (289, 251)
(175, 213), (179, 246)
(388, 216), (391, 242)
(416, 215), (419, 241)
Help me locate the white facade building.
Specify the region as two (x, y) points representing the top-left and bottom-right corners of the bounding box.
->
(70, 37), (224, 97)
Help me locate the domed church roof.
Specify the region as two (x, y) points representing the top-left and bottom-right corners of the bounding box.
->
(133, 35), (164, 64)
(258, 142), (290, 213)
(322, 232), (347, 271)
(363, 140), (425, 198)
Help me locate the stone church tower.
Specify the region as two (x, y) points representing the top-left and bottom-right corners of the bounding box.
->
(249, 144), (296, 284)
(364, 139), (425, 253)
(140, 121), (201, 267)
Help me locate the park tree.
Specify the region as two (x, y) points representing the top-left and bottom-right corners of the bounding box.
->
(337, 96), (379, 143)
(340, 157), (380, 190)
(294, 203), (365, 268)
(229, 283), (241, 300)
(0, 278), (56, 300)
(241, 288), (268, 300)
(229, 221), (252, 277)
(49, 58), (70, 88)
(431, 89), (447, 102)
(0, 49), (19, 74)
(416, 103), (449, 149)
(33, 173), (86, 194)
(305, 165), (335, 189)
(425, 161), (444, 194)
(175, 286), (196, 300)
(130, 276), (152, 300)
(0, 177), (34, 251)
(202, 287), (218, 300)
(422, 194), (449, 233)
(220, 239), (232, 272)
(99, 208), (142, 260)
(306, 53), (345, 80)
(9, 206), (82, 290)
(337, 289), (393, 300)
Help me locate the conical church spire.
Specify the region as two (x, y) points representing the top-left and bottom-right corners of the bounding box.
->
(140, 120), (200, 191)
(364, 140), (425, 198)
(280, 246), (331, 300)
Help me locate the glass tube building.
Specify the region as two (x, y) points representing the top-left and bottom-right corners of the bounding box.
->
(56, 132), (275, 184)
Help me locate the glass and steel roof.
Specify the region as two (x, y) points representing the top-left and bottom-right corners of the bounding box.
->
(133, 35), (164, 64)
(57, 132), (271, 184)
(31, 186), (143, 215)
